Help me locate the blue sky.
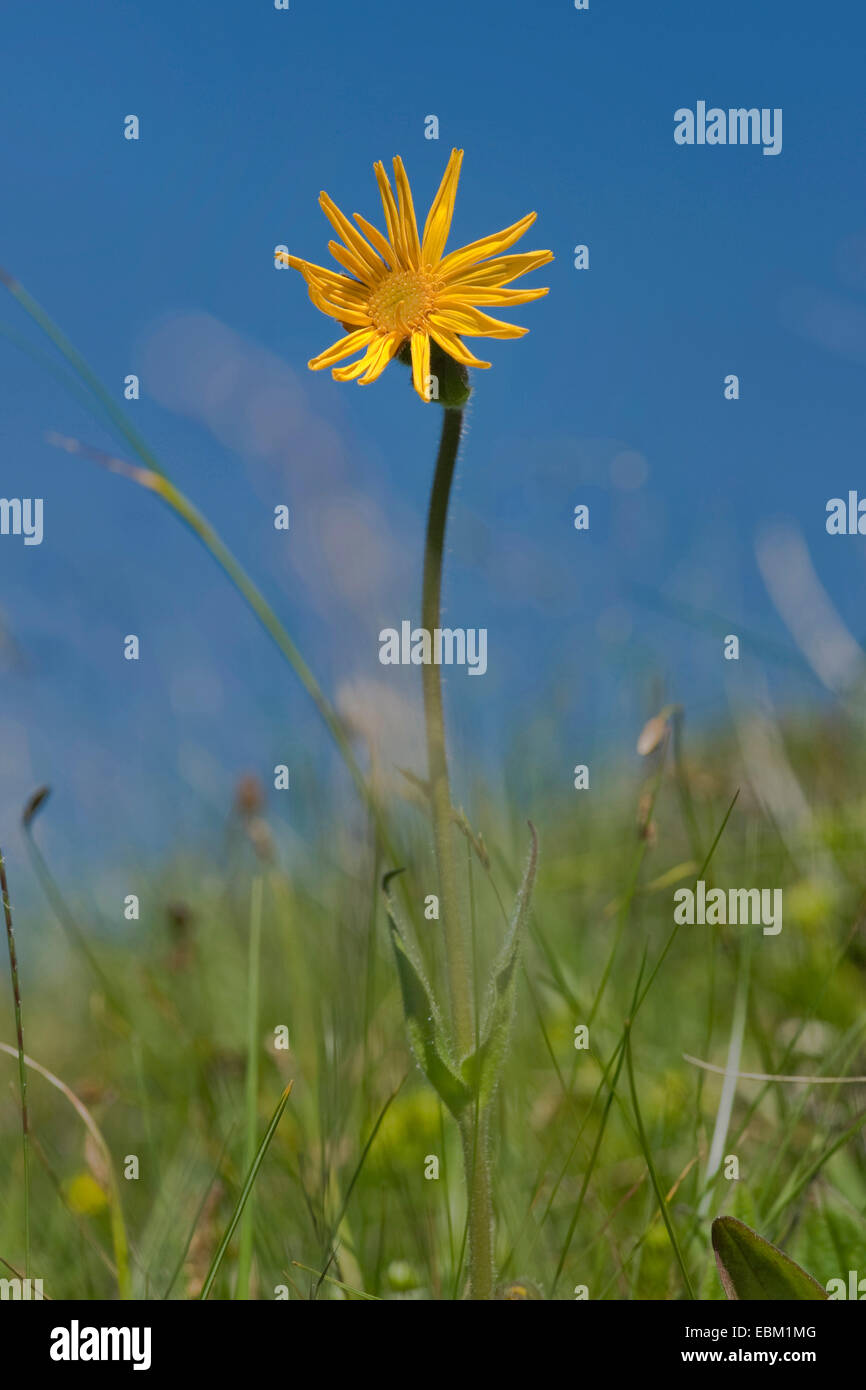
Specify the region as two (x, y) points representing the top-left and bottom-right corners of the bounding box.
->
(1, 0), (865, 883)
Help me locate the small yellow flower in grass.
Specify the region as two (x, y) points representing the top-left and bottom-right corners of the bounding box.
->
(64, 1171), (108, 1216)
(280, 149), (552, 402)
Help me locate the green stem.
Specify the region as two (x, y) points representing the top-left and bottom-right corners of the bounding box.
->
(421, 407), (494, 1300)
(421, 408), (473, 1057)
(0, 847), (30, 1279)
(460, 1109), (495, 1301)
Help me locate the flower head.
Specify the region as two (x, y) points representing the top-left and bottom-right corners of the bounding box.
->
(281, 150), (552, 402)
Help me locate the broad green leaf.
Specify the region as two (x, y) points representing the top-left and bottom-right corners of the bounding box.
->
(461, 823), (538, 1109)
(712, 1217), (827, 1301)
(382, 872), (472, 1119)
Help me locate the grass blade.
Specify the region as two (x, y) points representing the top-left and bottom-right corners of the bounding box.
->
(291, 1260), (380, 1300)
(200, 1082), (293, 1300)
(236, 876), (263, 1299)
(0, 848), (30, 1278)
(625, 1024), (694, 1298)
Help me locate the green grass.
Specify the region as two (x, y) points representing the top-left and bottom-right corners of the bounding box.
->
(1, 706), (865, 1300)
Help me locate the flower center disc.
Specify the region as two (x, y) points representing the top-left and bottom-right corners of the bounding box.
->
(368, 270), (434, 334)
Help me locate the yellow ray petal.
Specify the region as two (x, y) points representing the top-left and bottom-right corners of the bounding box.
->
(410, 330), (431, 401)
(319, 192), (383, 277)
(307, 284), (371, 326)
(280, 253), (361, 292)
(392, 157), (421, 267)
(308, 327), (376, 370)
(444, 249), (554, 288)
(327, 239), (378, 285)
(428, 324), (492, 369)
(438, 285), (549, 308)
(352, 213), (397, 267)
(430, 307), (528, 340)
(438, 213), (537, 279)
(301, 266), (368, 300)
(374, 162), (406, 265)
(330, 333), (396, 382)
(358, 331), (403, 384)
(306, 277), (369, 309)
(421, 149), (463, 265)
(331, 354), (374, 382)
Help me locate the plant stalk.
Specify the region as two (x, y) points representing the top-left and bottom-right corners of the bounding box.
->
(421, 406), (494, 1299)
(421, 407), (473, 1057)
(460, 1109), (495, 1301)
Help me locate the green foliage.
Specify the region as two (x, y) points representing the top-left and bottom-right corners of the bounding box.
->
(383, 871), (472, 1119)
(711, 1217), (827, 1301)
(461, 824), (538, 1109)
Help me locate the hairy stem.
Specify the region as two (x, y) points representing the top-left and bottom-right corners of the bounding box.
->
(460, 1109), (495, 1301)
(421, 408), (473, 1056)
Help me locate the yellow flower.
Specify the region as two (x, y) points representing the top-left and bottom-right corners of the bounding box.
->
(64, 1171), (108, 1216)
(281, 149), (552, 401)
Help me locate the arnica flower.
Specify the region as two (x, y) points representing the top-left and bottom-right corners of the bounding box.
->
(280, 149), (552, 402)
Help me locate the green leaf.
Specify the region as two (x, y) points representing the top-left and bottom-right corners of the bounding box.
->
(711, 1217), (828, 1301)
(461, 823), (538, 1109)
(382, 872), (472, 1119)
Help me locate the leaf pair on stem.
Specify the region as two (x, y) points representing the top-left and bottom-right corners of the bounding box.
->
(383, 823), (538, 1119)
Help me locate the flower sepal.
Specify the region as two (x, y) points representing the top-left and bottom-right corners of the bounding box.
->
(397, 339), (471, 409)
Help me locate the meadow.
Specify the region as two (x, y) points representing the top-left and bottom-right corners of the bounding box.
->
(2, 686), (864, 1299)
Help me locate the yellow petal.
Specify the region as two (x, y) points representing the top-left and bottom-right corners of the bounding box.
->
(282, 254), (360, 291)
(301, 267), (368, 301)
(428, 324), (491, 369)
(308, 327), (375, 370)
(374, 162), (406, 264)
(327, 239), (377, 285)
(437, 285), (549, 307)
(331, 354), (374, 382)
(352, 213), (397, 267)
(319, 192), (383, 277)
(430, 306), (528, 340)
(421, 149), (463, 265)
(330, 332), (398, 382)
(444, 249), (554, 288)
(307, 284), (371, 326)
(392, 157), (421, 267)
(410, 330), (431, 401)
(438, 213), (537, 279)
(306, 277), (368, 309)
(358, 332), (403, 384)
